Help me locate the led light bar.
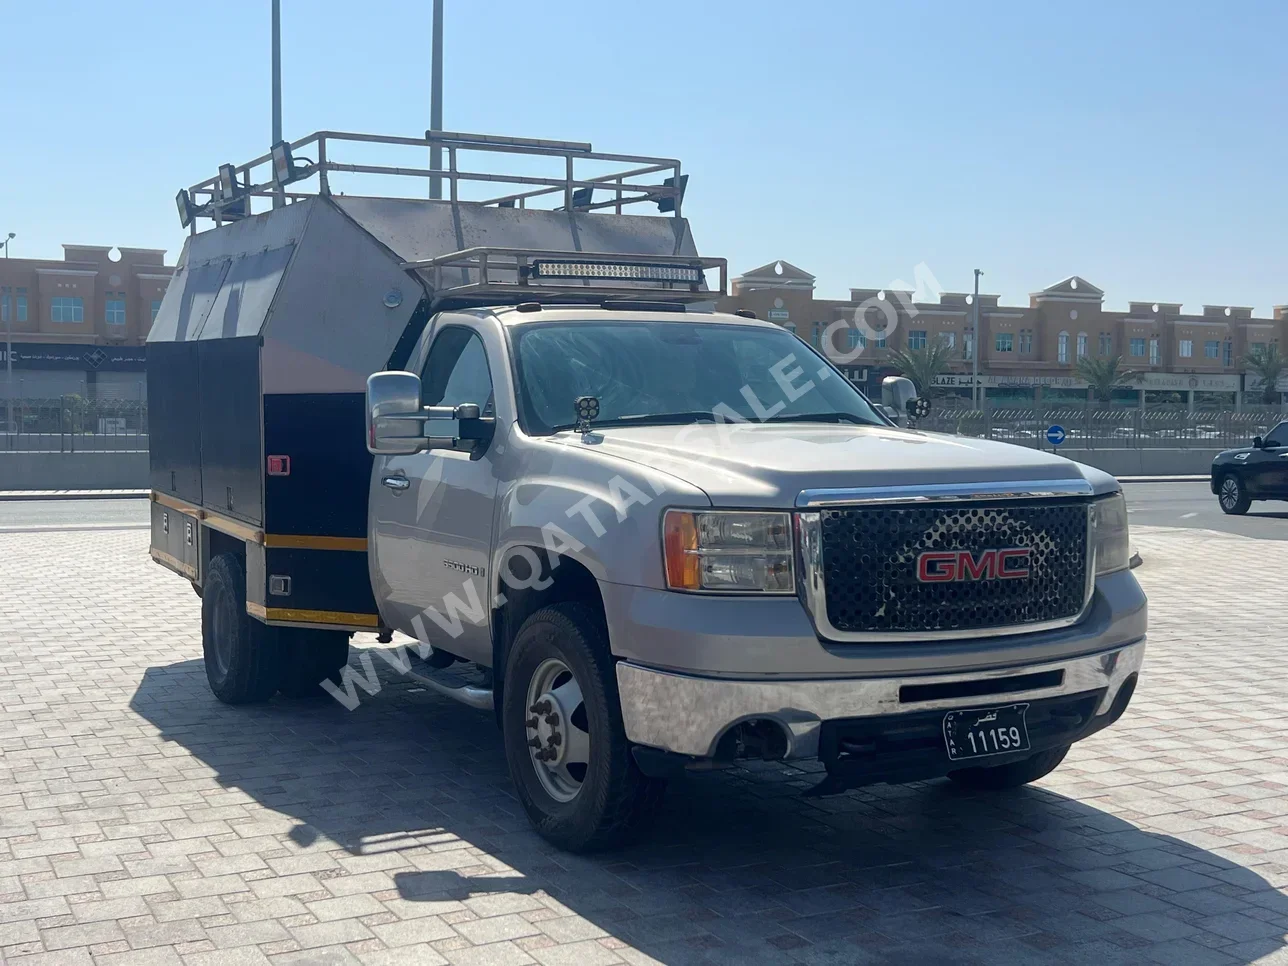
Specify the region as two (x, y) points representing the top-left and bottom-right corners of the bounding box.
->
(531, 261), (703, 284)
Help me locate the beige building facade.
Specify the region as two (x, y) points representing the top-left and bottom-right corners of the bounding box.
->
(0, 245), (174, 401)
(718, 261), (1288, 405)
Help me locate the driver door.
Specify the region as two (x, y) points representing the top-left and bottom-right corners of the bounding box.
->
(369, 323), (500, 663)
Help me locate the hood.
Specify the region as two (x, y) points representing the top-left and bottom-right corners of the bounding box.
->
(548, 423), (1115, 507)
(1214, 445), (1254, 461)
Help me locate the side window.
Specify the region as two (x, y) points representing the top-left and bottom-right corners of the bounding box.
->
(1265, 422), (1288, 448)
(420, 327), (494, 415)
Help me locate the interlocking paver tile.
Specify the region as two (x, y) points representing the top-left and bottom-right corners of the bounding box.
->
(3, 524), (1288, 965)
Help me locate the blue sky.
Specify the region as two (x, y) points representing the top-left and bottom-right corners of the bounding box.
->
(2, 0), (1285, 313)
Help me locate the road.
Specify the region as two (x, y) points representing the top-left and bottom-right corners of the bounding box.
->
(0, 497), (150, 532)
(1123, 481), (1288, 540)
(4, 486), (1288, 540)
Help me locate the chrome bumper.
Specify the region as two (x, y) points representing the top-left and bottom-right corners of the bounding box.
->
(615, 638), (1146, 760)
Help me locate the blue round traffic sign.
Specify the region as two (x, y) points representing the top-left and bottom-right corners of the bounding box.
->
(1046, 425), (1066, 446)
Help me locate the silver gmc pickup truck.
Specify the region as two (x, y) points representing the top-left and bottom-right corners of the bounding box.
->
(365, 304), (1146, 852)
(150, 129), (1144, 854)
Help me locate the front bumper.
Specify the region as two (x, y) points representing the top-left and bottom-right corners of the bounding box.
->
(616, 637), (1145, 761)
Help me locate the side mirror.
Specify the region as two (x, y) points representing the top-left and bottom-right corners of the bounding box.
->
(366, 371), (493, 456)
(1253, 436), (1264, 449)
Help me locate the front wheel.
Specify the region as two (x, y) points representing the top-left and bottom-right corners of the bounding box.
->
(1218, 474), (1251, 515)
(948, 744), (1069, 790)
(502, 602), (666, 852)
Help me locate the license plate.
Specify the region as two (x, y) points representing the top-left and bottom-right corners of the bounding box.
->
(943, 703), (1031, 761)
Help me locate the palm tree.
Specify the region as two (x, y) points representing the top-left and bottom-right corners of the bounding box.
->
(1075, 355), (1139, 403)
(887, 339), (955, 398)
(1243, 345), (1285, 404)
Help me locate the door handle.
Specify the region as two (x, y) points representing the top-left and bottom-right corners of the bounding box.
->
(381, 475), (411, 491)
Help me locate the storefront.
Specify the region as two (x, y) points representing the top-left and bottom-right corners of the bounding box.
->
(0, 341), (147, 401)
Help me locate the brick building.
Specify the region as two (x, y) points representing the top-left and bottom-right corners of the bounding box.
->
(719, 261), (1288, 405)
(0, 245), (175, 404)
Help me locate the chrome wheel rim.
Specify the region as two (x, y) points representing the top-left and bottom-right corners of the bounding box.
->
(1220, 478), (1239, 509)
(524, 658), (590, 803)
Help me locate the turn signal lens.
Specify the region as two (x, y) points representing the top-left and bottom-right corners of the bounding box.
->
(663, 509), (794, 593)
(1092, 492), (1130, 576)
(663, 510), (701, 590)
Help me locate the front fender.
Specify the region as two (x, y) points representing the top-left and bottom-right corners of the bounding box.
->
(492, 454), (708, 596)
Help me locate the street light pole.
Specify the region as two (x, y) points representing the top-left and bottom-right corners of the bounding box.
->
(429, 0), (444, 200)
(271, 0), (282, 145)
(4, 232), (13, 436)
(971, 268), (983, 408)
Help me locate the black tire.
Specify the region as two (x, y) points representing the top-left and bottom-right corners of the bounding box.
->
(502, 602), (666, 852)
(948, 744), (1069, 791)
(1217, 474), (1251, 515)
(277, 629), (351, 699)
(202, 553), (282, 704)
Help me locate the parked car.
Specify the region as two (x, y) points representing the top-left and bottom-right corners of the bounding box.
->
(1211, 420), (1288, 514)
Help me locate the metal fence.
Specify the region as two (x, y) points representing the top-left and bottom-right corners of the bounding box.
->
(1, 397), (150, 452)
(918, 404), (1285, 450)
(2, 399), (1284, 454)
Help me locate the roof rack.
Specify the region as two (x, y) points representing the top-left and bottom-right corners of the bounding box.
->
(402, 248), (727, 307)
(178, 130), (689, 232)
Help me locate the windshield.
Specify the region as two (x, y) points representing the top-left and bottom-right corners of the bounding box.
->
(511, 320), (887, 435)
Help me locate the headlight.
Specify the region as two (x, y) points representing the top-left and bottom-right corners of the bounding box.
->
(663, 510), (794, 593)
(1091, 492), (1130, 576)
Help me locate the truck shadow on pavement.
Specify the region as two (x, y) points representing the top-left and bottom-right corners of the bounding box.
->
(131, 653), (1288, 966)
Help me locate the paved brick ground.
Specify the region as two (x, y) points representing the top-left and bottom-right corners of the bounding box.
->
(1, 525), (1286, 965)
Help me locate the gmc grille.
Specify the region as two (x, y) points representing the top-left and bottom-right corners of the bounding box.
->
(818, 500), (1090, 636)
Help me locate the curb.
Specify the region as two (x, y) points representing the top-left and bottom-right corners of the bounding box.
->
(1118, 475), (1208, 484)
(0, 489), (150, 502)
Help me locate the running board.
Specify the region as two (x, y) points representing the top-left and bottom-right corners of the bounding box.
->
(403, 667), (494, 711)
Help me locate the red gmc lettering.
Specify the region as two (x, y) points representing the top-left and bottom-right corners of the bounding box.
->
(916, 548), (1032, 582)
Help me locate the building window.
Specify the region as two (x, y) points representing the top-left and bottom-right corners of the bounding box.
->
(1149, 337), (1160, 365)
(16, 288), (26, 322)
(51, 296), (84, 323)
(150, 299), (162, 323)
(1076, 333), (1088, 358)
(811, 324), (822, 347)
(1203, 340), (1220, 359)
(995, 332), (1013, 352)
(106, 296), (126, 326)
(940, 331), (956, 349)
(907, 330), (927, 350)
(1057, 332), (1069, 364)
(1129, 337), (1146, 357)
(875, 330), (887, 349)
(1018, 329), (1033, 353)
(846, 327), (865, 350)
(1179, 339), (1193, 358)
(0, 287), (8, 323)
(1223, 340), (1232, 367)
(1099, 332), (1112, 355)
(1251, 341), (1268, 356)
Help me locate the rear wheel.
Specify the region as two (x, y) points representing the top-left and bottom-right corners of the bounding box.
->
(948, 745), (1069, 790)
(502, 602), (666, 852)
(278, 629), (351, 698)
(202, 553), (281, 704)
(1218, 474), (1251, 515)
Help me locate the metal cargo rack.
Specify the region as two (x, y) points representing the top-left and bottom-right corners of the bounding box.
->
(402, 248), (727, 306)
(179, 129), (691, 231)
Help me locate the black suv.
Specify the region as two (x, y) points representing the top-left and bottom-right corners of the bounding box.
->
(1212, 420), (1288, 514)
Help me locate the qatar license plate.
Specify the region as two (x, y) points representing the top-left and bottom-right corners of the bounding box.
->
(943, 703), (1031, 761)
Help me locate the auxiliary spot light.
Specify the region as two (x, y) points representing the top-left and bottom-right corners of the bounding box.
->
(175, 189), (195, 229)
(271, 140), (297, 185)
